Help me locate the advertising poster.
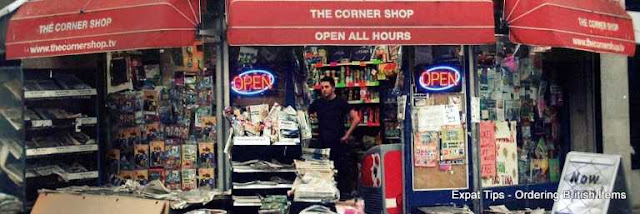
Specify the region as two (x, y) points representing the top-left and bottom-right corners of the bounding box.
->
(414, 131), (439, 167)
(480, 122), (496, 178)
(440, 125), (465, 161)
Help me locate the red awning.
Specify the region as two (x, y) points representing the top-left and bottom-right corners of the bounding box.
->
(227, 0), (495, 46)
(6, 0), (201, 59)
(505, 0), (635, 56)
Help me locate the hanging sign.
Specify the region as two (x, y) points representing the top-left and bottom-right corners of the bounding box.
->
(416, 66), (462, 93)
(231, 69), (275, 95)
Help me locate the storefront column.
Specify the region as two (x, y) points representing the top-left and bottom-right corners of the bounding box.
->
(600, 53), (635, 205)
(599, 1), (634, 207)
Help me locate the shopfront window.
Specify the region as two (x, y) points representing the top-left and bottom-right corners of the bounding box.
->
(106, 43), (218, 191)
(475, 38), (567, 188)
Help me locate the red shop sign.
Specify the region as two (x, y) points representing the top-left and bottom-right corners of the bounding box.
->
(227, 0), (495, 45)
(6, 0), (200, 59)
(505, 0), (635, 56)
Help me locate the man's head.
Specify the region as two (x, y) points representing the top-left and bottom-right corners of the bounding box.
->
(319, 76), (336, 99)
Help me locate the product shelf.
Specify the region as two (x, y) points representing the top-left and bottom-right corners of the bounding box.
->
(26, 117), (97, 129)
(24, 89), (97, 99)
(347, 99), (380, 104)
(313, 60), (384, 68)
(233, 166), (296, 173)
(233, 183), (293, 190)
(26, 144), (98, 157)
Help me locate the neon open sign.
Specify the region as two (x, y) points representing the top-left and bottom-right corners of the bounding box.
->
(418, 66), (462, 92)
(231, 69), (275, 95)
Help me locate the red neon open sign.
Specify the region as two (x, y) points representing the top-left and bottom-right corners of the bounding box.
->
(231, 70), (275, 95)
(418, 66), (461, 92)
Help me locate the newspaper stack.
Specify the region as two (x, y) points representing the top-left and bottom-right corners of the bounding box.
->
(292, 159), (339, 203)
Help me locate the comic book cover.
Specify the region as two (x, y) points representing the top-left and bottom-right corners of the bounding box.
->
(119, 150), (135, 170)
(118, 127), (142, 151)
(134, 144), (149, 169)
(106, 149), (120, 176)
(198, 168), (215, 189)
(198, 142), (215, 168)
(165, 145), (181, 169)
(134, 170), (149, 185)
(150, 140), (165, 167)
(165, 170), (181, 190)
(195, 116), (216, 141)
(194, 107), (212, 128)
(182, 144), (197, 169)
(143, 89), (160, 116)
(119, 170), (134, 180)
(149, 168), (165, 182)
(145, 122), (163, 142)
(181, 169), (197, 191)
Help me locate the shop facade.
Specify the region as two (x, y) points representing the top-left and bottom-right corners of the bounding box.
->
(221, 0), (638, 213)
(0, 0), (227, 212)
(223, 0), (497, 213)
(0, 0), (637, 213)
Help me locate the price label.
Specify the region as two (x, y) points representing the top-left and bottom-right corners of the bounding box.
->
(32, 120), (52, 128)
(76, 117), (97, 125)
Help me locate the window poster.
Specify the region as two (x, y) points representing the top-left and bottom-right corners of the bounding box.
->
(483, 121), (519, 187)
(480, 122), (496, 178)
(440, 125), (465, 162)
(414, 131), (439, 167)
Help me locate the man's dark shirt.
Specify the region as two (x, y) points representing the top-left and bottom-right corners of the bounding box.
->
(309, 96), (350, 149)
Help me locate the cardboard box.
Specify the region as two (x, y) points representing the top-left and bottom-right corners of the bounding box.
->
(31, 192), (169, 214)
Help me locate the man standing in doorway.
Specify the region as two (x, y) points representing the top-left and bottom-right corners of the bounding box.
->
(309, 76), (361, 199)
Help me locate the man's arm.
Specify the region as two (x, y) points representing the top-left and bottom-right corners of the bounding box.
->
(341, 109), (361, 143)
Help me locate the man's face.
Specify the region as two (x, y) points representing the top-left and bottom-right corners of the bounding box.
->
(320, 81), (334, 99)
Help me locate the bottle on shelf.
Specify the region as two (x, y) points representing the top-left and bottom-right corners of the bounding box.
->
(362, 108), (368, 125)
(339, 67), (346, 85)
(346, 67), (353, 85)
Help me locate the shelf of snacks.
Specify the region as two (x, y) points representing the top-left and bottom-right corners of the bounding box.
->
(309, 81), (380, 90)
(346, 123), (381, 127)
(312, 60), (386, 68)
(347, 99), (380, 104)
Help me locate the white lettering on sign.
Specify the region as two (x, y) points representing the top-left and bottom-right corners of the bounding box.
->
(384, 9), (414, 19)
(308, 9), (414, 19)
(314, 31), (411, 41)
(310, 9), (332, 18)
(578, 17), (619, 31)
(372, 31), (411, 41)
(315, 31), (346, 40)
(39, 17), (113, 34)
(335, 9), (381, 19)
